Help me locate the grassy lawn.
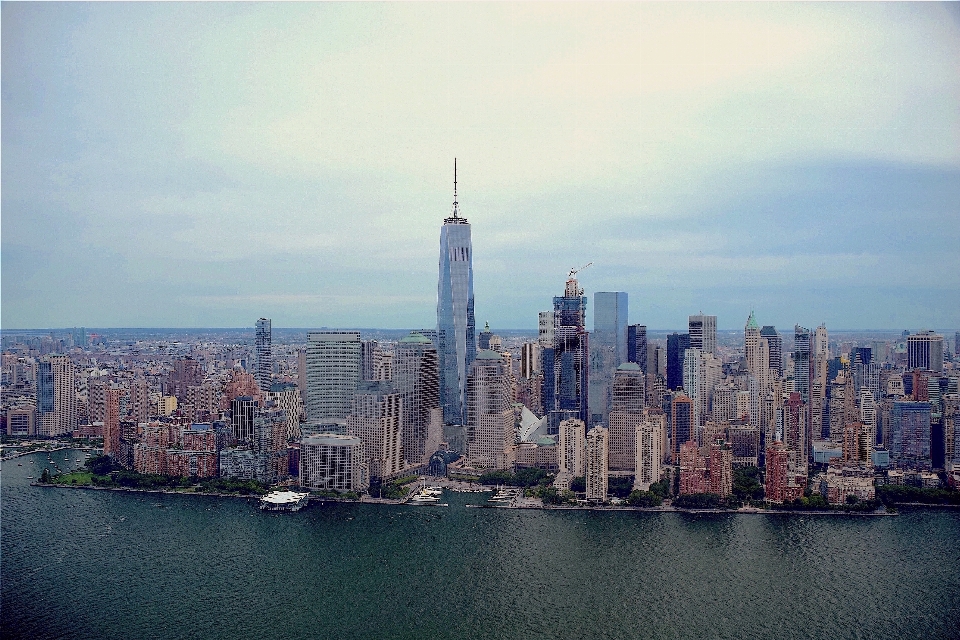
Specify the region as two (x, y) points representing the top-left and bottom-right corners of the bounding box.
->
(50, 471), (95, 486)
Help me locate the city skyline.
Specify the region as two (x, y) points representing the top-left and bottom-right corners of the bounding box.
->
(2, 3), (959, 331)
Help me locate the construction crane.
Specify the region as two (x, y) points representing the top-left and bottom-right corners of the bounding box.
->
(568, 262), (593, 279)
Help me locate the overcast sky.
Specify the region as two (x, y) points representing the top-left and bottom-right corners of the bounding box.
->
(3, 2), (958, 332)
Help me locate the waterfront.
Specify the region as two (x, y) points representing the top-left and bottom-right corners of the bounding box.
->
(3, 451), (959, 640)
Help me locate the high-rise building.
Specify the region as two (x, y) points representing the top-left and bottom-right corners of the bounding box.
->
(37, 356), (76, 437)
(478, 322), (493, 351)
(635, 412), (665, 491)
(129, 378), (151, 422)
(760, 325), (782, 378)
(166, 356), (201, 403)
(360, 341), (382, 382)
(688, 314), (717, 357)
(627, 324), (647, 374)
(266, 382), (305, 442)
(907, 331), (944, 374)
(708, 440), (733, 498)
(591, 292), (628, 424)
(544, 271), (590, 430)
(305, 331), (361, 423)
(671, 392), (693, 463)
(465, 351), (516, 470)
(666, 333), (690, 391)
(347, 381), (403, 480)
(607, 363), (644, 471)
(299, 434), (369, 493)
(437, 161), (476, 425)
(103, 387), (121, 457)
(520, 342), (540, 379)
(890, 401), (932, 470)
(255, 318), (272, 392)
(231, 396), (259, 443)
(584, 425), (609, 502)
(558, 418), (585, 477)
(682, 348), (721, 433)
(394, 332), (442, 466)
(781, 392), (808, 471)
(794, 326), (812, 406)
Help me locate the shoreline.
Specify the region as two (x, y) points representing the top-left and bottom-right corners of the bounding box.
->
(32, 482), (918, 515)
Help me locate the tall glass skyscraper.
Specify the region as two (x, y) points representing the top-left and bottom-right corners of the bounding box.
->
(590, 292), (627, 425)
(544, 272), (589, 432)
(437, 161), (476, 425)
(255, 318), (272, 392)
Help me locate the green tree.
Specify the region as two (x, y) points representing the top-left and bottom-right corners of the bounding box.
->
(40, 468), (50, 483)
(85, 454), (114, 476)
(570, 476), (586, 492)
(626, 490), (662, 508)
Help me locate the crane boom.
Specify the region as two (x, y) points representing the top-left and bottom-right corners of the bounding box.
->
(568, 262), (593, 278)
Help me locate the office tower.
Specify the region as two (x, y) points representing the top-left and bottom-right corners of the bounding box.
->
(544, 271), (590, 430)
(478, 322), (493, 351)
(558, 418), (586, 476)
(594, 293), (628, 364)
(590, 292), (628, 424)
(538, 311), (554, 347)
(682, 348), (721, 433)
(814, 324), (829, 357)
(360, 340), (382, 382)
(437, 161), (476, 425)
(890, 401), (932, 470)
(520, 342), (540, 379)
(103, 387), (121, 457)
(713, 383), (736, 422)
(671, 392), (694, 463)
(465, 351), (516, 470)
(708, 440), (733, 498)
(231, 396), (259, 443)
(666, 333), (690, 391)
(305, 331), (361, 423)
(794, 326), (812, 406)
(945, 394), (959, 467)
(266, 381), (305, 442)
(760, 326), (782, 378)
(688, 314), (717, 357)
(907, 331), (944, 373)
(347, 381), (403, 480)
(5, 408), (35, 437)
(255, 318), (272, 392)
(129, 378), (150, 422)
(608, 363), (644, 471)
(859, 389), (878, 448)
(585, 425), (609, 501)
(299, 434), (369, 493)
(635, 412), (665, 491)
(297, 348), (307, 397)
(627, 325), (647, 374)
(394, 332), (442, 466)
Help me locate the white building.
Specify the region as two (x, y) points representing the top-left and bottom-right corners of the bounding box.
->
(306, 331), (361, 422)
(465, 350), (516, 470)
(635, 413), (665, 491)
(300, 434), (369, 493)
(558, 418), (585, 477)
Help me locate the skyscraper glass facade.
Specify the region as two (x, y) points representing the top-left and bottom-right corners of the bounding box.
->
(437, 172), (475, 425)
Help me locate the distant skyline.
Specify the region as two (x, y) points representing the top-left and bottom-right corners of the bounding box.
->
(3, 3), (958, 331)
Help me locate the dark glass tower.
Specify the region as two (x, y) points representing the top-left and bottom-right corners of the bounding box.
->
(666, 332), (690, 391)
(437, 160), (476, 425)
(760, 325), (782, 378)
(627, 324), (647, 374)
(255, 317), (272, 392)
(543, 271), (589, 432)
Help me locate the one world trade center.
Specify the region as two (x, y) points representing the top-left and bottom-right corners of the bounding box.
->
(437, 159), (476, 426)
